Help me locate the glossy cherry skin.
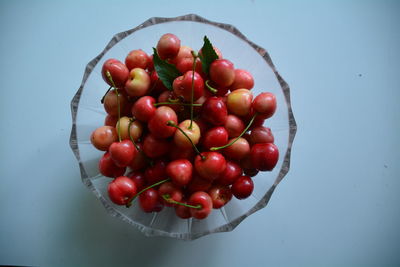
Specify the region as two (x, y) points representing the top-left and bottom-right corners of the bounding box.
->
(173, 120), (201, 149)
(194, 152), (226, 181)
(252, 92), (277, 119)
(172, 71), (204, 102)
(202, 127), (228, 150)
(186, 174), (213, 194)
(124, 68), (151, 97)
(103, 89), (129, 116)
(115, 116), (143, 141)
(231, 69), (254, 91)
(90, 126), (118, 151)
(104, 114), (118, 127)
(166, 159), (193, 187)
(127, 171), (146, 191)
(150, 70), (168, 95)
(176, 57), (204, 77)
(209, 59), (235, 87)
(249, 126), (274, 145)
(175, 199), (192, 219)
(156, 33), (181, 60)
(158, 182), (183, 207)
(189, 191), (213, 219)
(169, 146), (195, 162)
(102, 59), (129, 88)
(144, 159), (167, 184)
(214, 160), (242, 186)
(201, 97), (228, 126)
(208, 185), (233, 209)
(129, 143), (148, 171)
(99, 152), (126, 178)
(224, 114), (245, 138)
(169, 45), (193, 65)
(125, 49), (150, 70)
(148, 106), (178, 138)
(157, 90), (182, 113)
(139, 188), (164, 213)
(231, 176), (254, 199)
(109, 140), (137, 167)
(143, 134), (171, 159)
(223, 137), (250, 160)
(227, 89), (253, 117)
(250, 143), (279, 171)
(107, 176), (137, 205)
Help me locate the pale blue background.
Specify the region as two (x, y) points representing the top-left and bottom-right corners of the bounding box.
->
(0, 0), (399, 266)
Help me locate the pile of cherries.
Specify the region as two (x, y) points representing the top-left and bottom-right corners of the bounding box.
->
(90, 33), (279, 220)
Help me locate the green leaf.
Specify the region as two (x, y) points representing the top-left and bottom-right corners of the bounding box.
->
(152, 48), (181, 90)
(199, 35), (219, 76)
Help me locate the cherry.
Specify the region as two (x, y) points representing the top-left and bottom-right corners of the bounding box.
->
(124, 68), (151, 97)
(108, 176), (137, 205)
(129, 143), (148, 171)
(131, 96), (156, 122)
(104, 114), (118, 127)
(156, 33), (181, 60)
(109, 140), (137, 167)
(249, 126), (274, 145)
(175, 199), (192, 219)
(148, 106), (177, 138)
(214, 160), (242, 186)
(158, 181), (183, 207)
(227, 88), (253, 116)
(208, 185), (233, 209)
(143, 134), (171, 159)
(186, 173), (213, 193)
(156, 90), (182, 113)
(116, 117), (143, 141)
(244, 168), (259, 177)
(250, 143), (279, 171)
(231, 69), (254, 91)
(103, 89), (128, 116)
(202, 127), (228, 151)
(224, 114), (245, 138)
(144, 159), (167, 184)
(102, 59), (129, 88)
(209, 59), (235, 87)
(139, 188), (164, 213)
(125, 49), (150, 70)
(172, 120), (201, 149)
(201, 97), (228, 126)
(90, 126), (118, 151)
(231, 176), (254, 199)
(223, 137), (250, 160)
(194, 152), (226, 181)
(166, 159), (193, 187)
(150, 70), (168, 94)
(127, 171), (146, 191)
(168, 145), (195, 161)
(189, 191), (213, 219)
(252, 92), (277, 119)
(176, 57), (204, 77)
(169, 45), (193, 65)
(99, 152), (126, 178)
(172, 71), (204, 102)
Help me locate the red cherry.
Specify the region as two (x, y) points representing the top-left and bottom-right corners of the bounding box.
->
(223, 137), (250, 160)
(143, 134), (171, 159)
(158, 182), (183, 207)
(172, 71), (204, 102)
(214, 160), (242, 186)
(201, 97), (228, 126)
(102, 59), (129, 88)
(209, 59), (235, 87)
(90, 126), (118, 151)
(127, 171), (146, 191)
(148, 106), (178, 138)
(250, 143), (279, 171)
(194, 152), (226, 181)
(109, 140), (137, 167)
(131, 96), (156, 122)
(128, 143), (148, 171)
(208, 185), (233, 209)
(156, 33), (181, 60)
(150, 70), (168, 95)
(144, 159), (167, 184)
(125, 49), (150, 70)
(252, 92), (277, 119)
(99, 152), (126, 178)
(202, 127), (228, 150)
(139, 188), (164, 213)
(166, 159), (193, 187)
(175, 199), (192, 219)
(224, 114), (245, 138)
(186, 174), (213, 194)
(231, 176), (254, 199)
(231, 69), (254, 91)
(189, 191), (213, 219)
(104, 114), (118, 127)
(168, 146), (195, 161)
(176, 57), (204, 77)
(249, 126), (274, 145)
(107, 176), (137, 205)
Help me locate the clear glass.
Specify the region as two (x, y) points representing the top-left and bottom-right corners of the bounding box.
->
(70, 14), (297, 240)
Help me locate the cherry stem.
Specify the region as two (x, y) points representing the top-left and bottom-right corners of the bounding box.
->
(205, 80), (218, 94)
(166, 120), (205, 160)
(189, 51), (198, 130)
(210, 112), (258, 151)
(106, 71), (121, 142)
(153, 102), (202, 107)
(162, 194), (202, 209)
(125, 178), (170, 208)
(100, 86), (112, 104)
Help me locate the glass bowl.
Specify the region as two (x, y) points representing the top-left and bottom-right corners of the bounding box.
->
(70, 14), (297, 240)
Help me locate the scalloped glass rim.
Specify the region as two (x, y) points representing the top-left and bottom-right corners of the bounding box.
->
(70, 14), (297, 240)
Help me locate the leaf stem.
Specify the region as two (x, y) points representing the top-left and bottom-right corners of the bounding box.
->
(125, 178), (170, 208)
(162, 194), (201, 209)
(210, 112), (258, 151)
(106, 71), (121, 142)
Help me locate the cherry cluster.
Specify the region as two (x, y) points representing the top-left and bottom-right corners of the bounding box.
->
(90, 33), (279, 220)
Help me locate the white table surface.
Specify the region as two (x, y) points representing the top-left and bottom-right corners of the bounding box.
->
(0, 1), (399, 266)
